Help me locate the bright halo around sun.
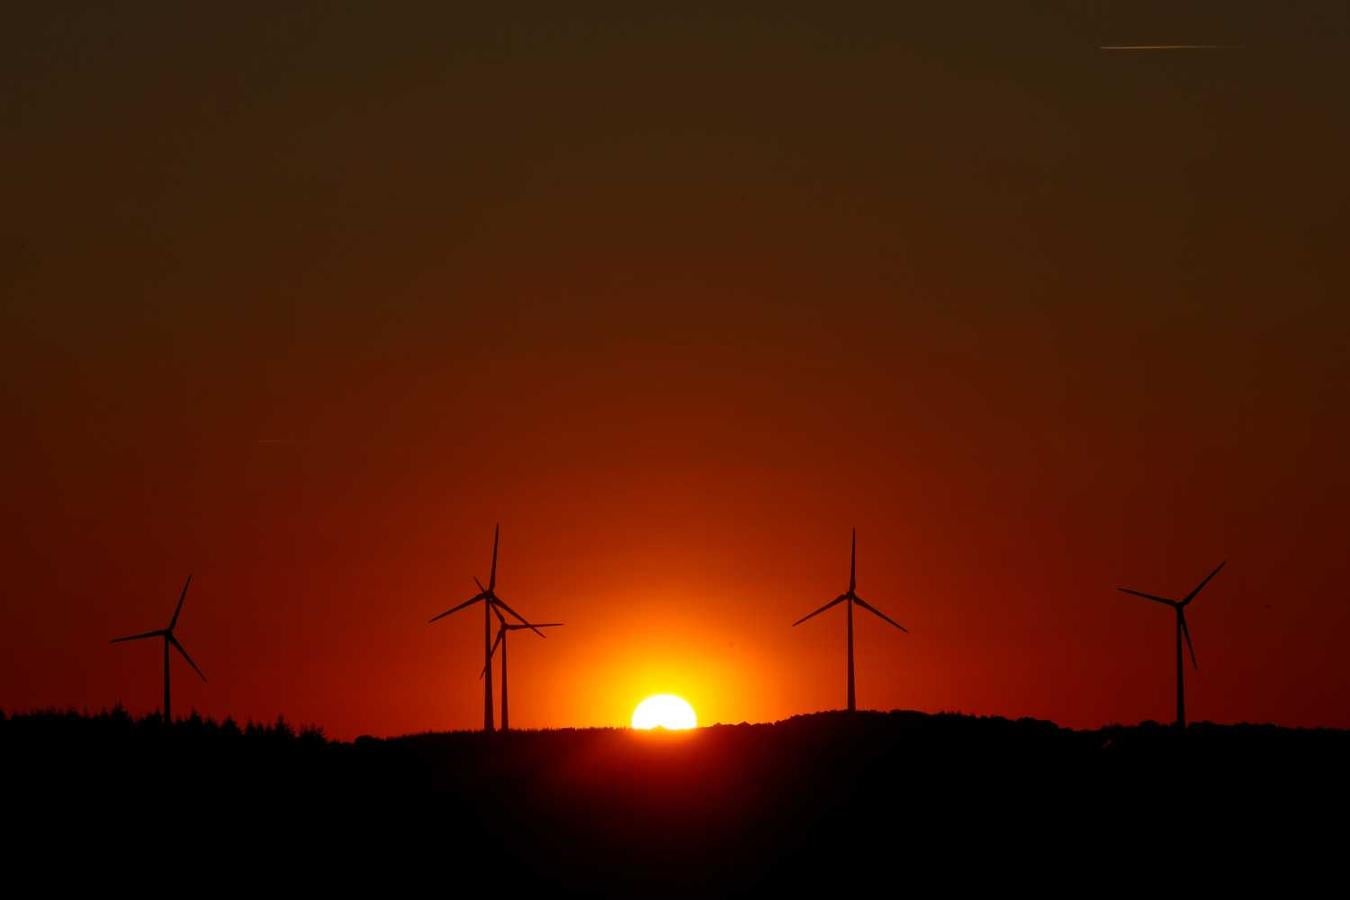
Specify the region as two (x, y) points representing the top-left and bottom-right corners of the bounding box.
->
(631, 694), (698, 730)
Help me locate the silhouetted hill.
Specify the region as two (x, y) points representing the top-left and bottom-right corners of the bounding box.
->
(4, 708), (1345, 891)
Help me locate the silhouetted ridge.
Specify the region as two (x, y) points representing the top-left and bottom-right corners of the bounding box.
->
(5, 707), (1345, 893)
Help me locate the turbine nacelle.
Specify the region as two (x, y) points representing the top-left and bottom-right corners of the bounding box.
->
(110, 576), (206, 682)
(1118, 561), (1224, 672)
(794, 531), (909, 633)
(480, 621), (565, 677)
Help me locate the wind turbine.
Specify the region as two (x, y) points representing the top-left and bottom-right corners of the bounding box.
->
(429, 524), (544, 732)
(792, 529), (908, 712)
(480, 597), (563, 731)
(1118, 561), (1225, 729)
(110, 575), (206, 723)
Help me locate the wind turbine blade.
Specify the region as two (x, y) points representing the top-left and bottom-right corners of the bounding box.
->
(506, 622), (564, 632)
(1181, 561), (1226, 606)
(853, 594), (909, 632)
(168, 575), (192, 629)
(490, 596), (546, 637)
(849, 529), (857, 593)
(489, 524), (500, 591)
(429, 592), (486, 623)
(474, 576), (487, 593)
(792, 594), (847, 627)
(110, 629), (166, 644)
(480, 630), (505, 678)
(1180, 614), (1198, 669)
(1117, 587), (1177, 607)
(169, 635), (207, 682)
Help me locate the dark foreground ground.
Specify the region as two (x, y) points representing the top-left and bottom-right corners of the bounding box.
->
(4, 708), (1346, 892)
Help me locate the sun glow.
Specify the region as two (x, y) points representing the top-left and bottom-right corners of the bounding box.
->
(631, 694), (698, 730)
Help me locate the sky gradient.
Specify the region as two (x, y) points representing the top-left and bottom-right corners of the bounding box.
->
(3, 2), (1347, 737)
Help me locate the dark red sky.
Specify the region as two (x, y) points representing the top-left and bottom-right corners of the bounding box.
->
(3, 2), (1347, 737)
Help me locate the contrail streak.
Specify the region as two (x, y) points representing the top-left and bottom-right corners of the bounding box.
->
(1100, 44), (1242, 51)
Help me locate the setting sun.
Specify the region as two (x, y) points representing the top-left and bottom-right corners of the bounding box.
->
(631, 694), (698, 730)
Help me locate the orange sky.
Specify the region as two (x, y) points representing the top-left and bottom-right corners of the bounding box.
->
(2, 2), (1348, 737)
